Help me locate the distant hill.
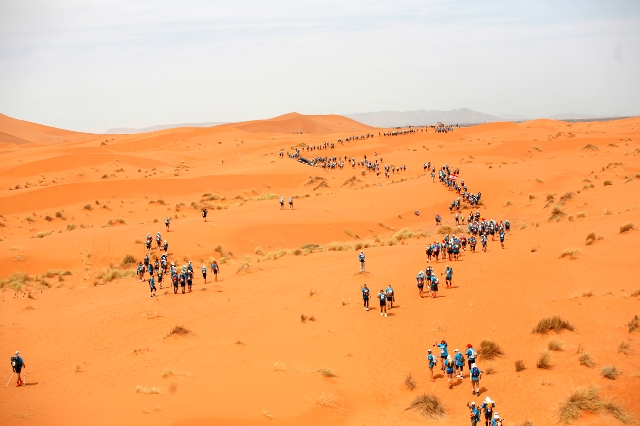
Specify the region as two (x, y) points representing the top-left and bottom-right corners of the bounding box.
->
(547, 113), (596, 120)
(105, 122), (227, 134)
(0, 113), (93, 143)
(230, 112), (374, 135)
(344, 108), (505, 127)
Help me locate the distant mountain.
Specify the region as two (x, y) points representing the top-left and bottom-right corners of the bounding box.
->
(344, 108), (505, 127)
(104, 122), (227, 134)
(547, 113), (595, 120)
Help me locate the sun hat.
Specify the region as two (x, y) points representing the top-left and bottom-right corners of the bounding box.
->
(454, 349), (459, 352)
(15, 351), (19, 355)
(494, 413), (499, 419)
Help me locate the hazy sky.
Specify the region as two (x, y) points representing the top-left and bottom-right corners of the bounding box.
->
(1, 0), (639, 132)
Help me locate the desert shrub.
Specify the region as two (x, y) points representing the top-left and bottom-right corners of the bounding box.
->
(255, 192), (277, 201)
(627, 315), (639, 332)
(548, 338), (563, 351)
(404, 373), (416, 390)
(120, 254), (137, 267)
(536, 351), (552, 369)
(104, 218), (127, 227)
(578, 352), (595, 368)
(300, 314), (308, 322)
(582, 144), (599, 150)
(546, 194), (555, 202)
(436, 225), (455, 235)
(549, 205), (565, 221)
(405, 393), (445, 419)
(254, 246), (264, 255)
(603, 180), (613, 186)
(394, 228), (414, 241)
(317, 367), (335, 377)
(559, 385), (633, 424)
(273, 362), (286, 371)
(529, 193), (536, 200)
(585, 232), (597, 245)
(617, 341), (631, 355)
(576, 211), (586, 218)
(478, 339), (504, 359)
(0, 272), (32, 291)
(44, 215), (53, 221)
(604, 208), (613, 215)
(533, 316), (575, 334)
(515, 359), (525, 372)
(166, 325), (191, 337)
(631, 288), (640, 297)
(66, 224), (76, 231)
(34, 231), (53, 238)
(620, 223), (635, 233)
(95, 268), (134, 284)
(601, 365), (619, 380)
(135, 385), (160, 394)
(516, 421), (534, 426)
(83, 204), (93, 211)
(559, 248), (579, 259)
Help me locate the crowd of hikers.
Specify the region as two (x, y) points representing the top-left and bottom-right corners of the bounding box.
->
(138, 231), (220, 297)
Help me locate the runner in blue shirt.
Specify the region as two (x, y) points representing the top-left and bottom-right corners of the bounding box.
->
(211, 260), (219, 282)
(445, 355), (456, 389)
(445, 265), (453, 288)
(427, 348), (437, 382)
(416, 270), (425, 298)
(377, 289), (387, 317)
(157, 270), (163, 289)
(470, 363), (482, 395)
(499, 230), (506, 249)
(385, 285), (394, 309)
(202, 264), (207, 284)
(466, 343), (478, 369)
(454, 348), (465, 378)
(434, 339), (448, 371)
(148, 276), (156, 298)
(137, 262), (145, 282)
(467, 402), (481, 426)
(361, 284), (370, 311)
(358, 250), (366, 273)
(481, 397), (496, 426)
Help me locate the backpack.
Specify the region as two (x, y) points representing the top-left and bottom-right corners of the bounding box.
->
(471, 367), (480, 377)
(469, 348), (477, 359)
(10, 356), (21, 370)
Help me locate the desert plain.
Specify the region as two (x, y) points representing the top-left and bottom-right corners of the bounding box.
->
(0, 112), (639, 425)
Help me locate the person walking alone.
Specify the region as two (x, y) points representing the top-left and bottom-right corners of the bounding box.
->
(10, 351), (26, 387)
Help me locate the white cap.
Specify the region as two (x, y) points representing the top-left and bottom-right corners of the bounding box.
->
(470, 401), (476, 406)
(485, 396), (492, 403)
(494, 413), (499, 419)
(15, 351), (19, 355)
(454, 349), (459, 352)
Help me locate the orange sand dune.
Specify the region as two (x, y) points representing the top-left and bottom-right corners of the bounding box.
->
(0, 113), (95, 144)
(0, 114), (639, 426)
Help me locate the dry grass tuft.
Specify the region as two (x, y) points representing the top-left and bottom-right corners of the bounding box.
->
(533, 316), (575, 334)
(404, 372), (416, 390)
(603, 180), (613, 186)
(317, 367), (336, 377)
(559, 248), (579, 259)
(578, 352), (595, 368)
(516, 421), (534, 426)
(0, 272), (33, 291)
(549, 205), (566, 221)
(436, 225), (455, 235)
(601, 365), (619, 380)
(627, 315), (639, 333)
(135, 385), (161, 394)
(548, 338), (564, 351)
(273, 362), (286, 371)
(618, 341), (631, 355)
(537, 351), (552, 369)
(620, 223), (635, 233)
(394, 228), (415, 241)
(582, 144), (599, 150)
(558, 385), (634, 424)
(576, 211), (586, 218)
(95, 268), (135, 285)
(120, 254), (137, 267)
(478, 339), (504, 359)
(166, 325), (191, 338)
(405, 393), (446, 419)
(515, 359), (526, 372)
(300, 314), (308, 323)
(604, 208), (613, 215)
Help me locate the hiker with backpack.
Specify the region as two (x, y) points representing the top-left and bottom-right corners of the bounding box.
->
(467, 401), (481, 426)
(434, 339), (449, 371)
(445, 265), (453, 288)
(470, 363), (482, 395)
(361, 284), (370, 311)
(385, 284), (394, 309)
(289, 196), (293, 210)
(499, 229), (506, 249)
(211, 260), (219, 282)
(454, 348), (466, 378)
(481, 396), (496, 426)
(164, 217), (170, 231)
(202, 264), (207, 284)
(377, 289), (387, 317)
(466, 344), (478, 370)
(358, 250), (366, 273)
(416, 270), (425, 298)
(202, 208), (208, 222)
(430, 274), (439, 298)
(148, 276), (156, 297)
(444, 355), (456, 389)
(280, 197), (285, 210)
(10, 351), (25, 387)
(427, 348), (437, 382)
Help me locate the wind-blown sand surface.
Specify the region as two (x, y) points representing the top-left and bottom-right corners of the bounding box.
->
(0, 112), (639, 425)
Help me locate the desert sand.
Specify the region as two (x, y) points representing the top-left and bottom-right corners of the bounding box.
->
(0, 112), (639, 425)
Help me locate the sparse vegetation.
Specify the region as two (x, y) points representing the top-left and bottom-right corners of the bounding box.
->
(549, 205), (565, 221)
(603, 180), (613, 186)
(437, 225), (455, 235)
(254, 192), (277, 201)
(515, 359), (525, 372)
(300, 314), (308, 322)
(166, 325), (191, 337)
(83, 204), (93, 211)
(104, 218), (127, 227)
(394, 228), (415, 241)
(601, 365), (619, 380)
(34, 231), (54, 238)
(404, 373), (416, 390)
(578, 352), (595, 368)
(627, 314), (639, 333)
(604, 208), (613, 215)
(405, 393), (446, 419)
(343, 228), (359, 239)
(537, 351), (552, 369)
(558, 385), (633, 424)
(576, 211), (586, 218)
(0, 272), (32, 291)
(559, 248), (579, 259)
(582, 144), (599, 150)
(548, 338), (564, 351)
(95, 268), (134, 285)
(620, 223), (635, 233)
(273, 362), (286, 371)
(478, 339), (504, 359)
(618, 341), (631, 355)
(586, 232), (597, 245)
(135, 385), (160, 394)
(533, 316), (575, 334)
(317, 367), (335, 377)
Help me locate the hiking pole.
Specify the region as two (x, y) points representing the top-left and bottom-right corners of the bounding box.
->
(5, 373), (13, 388)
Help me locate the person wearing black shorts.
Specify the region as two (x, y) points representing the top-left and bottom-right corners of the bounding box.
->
(179, 269), (187, 294)
(361, 284), (370, 311)
(377, 289), (387, 317)
(172, 273), (179, 294)
(211, 260), (219, 282)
